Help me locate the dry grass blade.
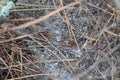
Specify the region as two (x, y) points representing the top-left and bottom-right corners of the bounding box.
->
(7, 73), (52, 80)
(105, 29), (120, 37)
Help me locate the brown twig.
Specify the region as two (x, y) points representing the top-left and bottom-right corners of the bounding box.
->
(8, 2), (81, 31)
(0, 34), (29, 43)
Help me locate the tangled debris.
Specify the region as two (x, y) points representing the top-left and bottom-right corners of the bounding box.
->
(0, 0), (120, 80)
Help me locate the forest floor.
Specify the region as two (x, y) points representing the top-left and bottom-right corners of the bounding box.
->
(0, 0), (120, 80)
